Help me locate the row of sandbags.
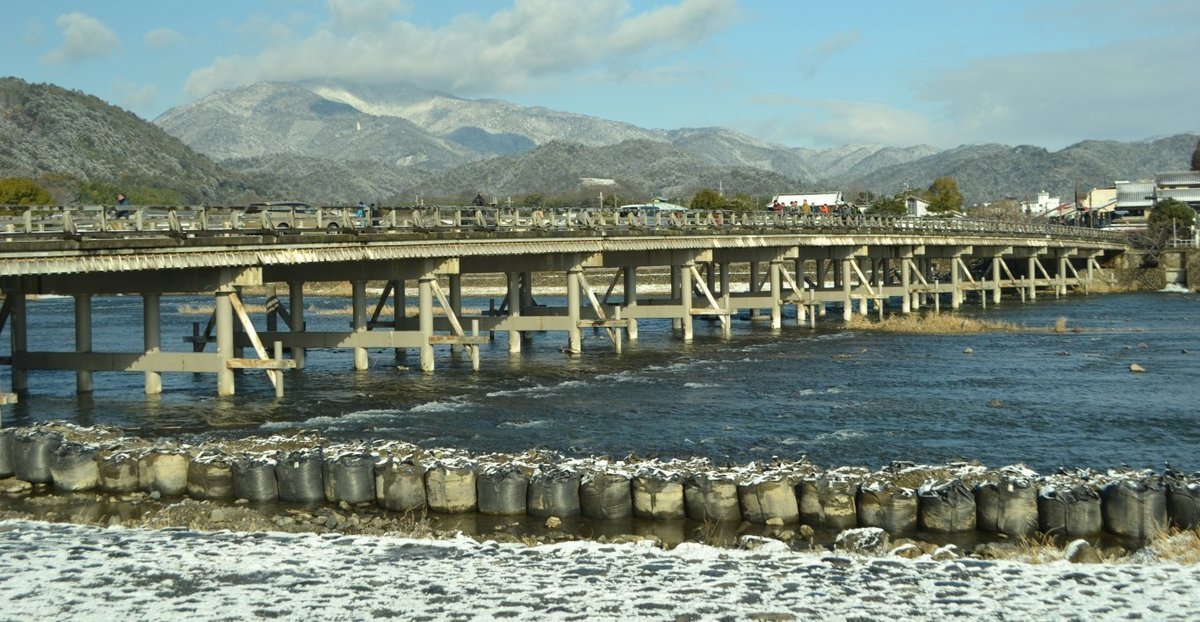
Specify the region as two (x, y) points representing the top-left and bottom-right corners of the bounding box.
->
(1, 426), (1196, 540)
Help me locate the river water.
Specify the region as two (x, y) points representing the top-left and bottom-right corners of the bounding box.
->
(3, 290), (1198, 472)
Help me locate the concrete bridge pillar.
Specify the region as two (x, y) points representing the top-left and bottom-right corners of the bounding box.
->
(681, 261), (694, 341)
(1057, 256), (1068, 297)
(449, 274), (463, 354)
(215, 289), (235, 396)
(671, 265), (683, 330)
(143, 292), (162, 395)
(351, 280), (368, 371)
(520, 272), (535, 309)
(901, 256), (912, 314)
(623, 267), (638, 340)
(74, 293), (93, 393)
(8, 290), (27, 393)
(992, 257), (1003, 304)
(950, 256), (963, 309)
(392, 279), (405, 363)
(840, 257), (853, 322)
(566, 267), (582, 354)
(858, 259), (870, 316)
(795, 258), (807, 326)
(506, 272), (521, 352)
(1028, 257), (1038, 301)
(289, 281), (306, 369)
(418, 276), (435, 371)
(719, 262), (731, 328)
(769, 260), (782, 329)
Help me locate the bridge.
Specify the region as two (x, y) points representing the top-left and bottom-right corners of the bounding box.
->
(0, 205), (1127, 398)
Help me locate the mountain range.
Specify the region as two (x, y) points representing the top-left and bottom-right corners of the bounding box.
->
(1, 76), (1195, 206)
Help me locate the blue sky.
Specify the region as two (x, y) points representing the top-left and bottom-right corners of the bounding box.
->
(7, 0), (1198, 150)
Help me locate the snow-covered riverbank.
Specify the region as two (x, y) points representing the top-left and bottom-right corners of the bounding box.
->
(2, 519), (1196, 621)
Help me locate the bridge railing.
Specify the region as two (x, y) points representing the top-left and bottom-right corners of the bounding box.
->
(0, 205), (1125, 243)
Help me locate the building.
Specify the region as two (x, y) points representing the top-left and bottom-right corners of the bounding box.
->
(1115, 180), (1156, 218)
(904, 196), (930, 217)
(1155, 171), (1200, 209)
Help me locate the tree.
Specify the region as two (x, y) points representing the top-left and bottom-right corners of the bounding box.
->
(1149, 197), (1195, 232)
(1191, 138), (1200, 172)
(721, 193), (757, 211)
(0, 177), (52, 205)
(689, 188), (722, 210)
(868, 195), (906, 216)
(924, 177), (963, 215)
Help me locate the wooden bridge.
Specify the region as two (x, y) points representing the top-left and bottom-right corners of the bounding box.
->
(0, 205), (1127, 398)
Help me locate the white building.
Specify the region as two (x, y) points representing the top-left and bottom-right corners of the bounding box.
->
(905, 196), (930, 217)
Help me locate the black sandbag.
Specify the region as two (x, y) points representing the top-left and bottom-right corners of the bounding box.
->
(13, 428), (63, 483)
(737, 477), (798, 525)
(1165, 474), (1200, 529)
(975, 478), (1038, 536)
(99, 451), (140, 493)
(476, 463), (529, 516)
(918, 480), (977, 533)
(857, 483), (918, 533)
(425, 462), (477, 513)
(1038, 484), (1102, 537)
(685, 473), (742, 522)
(187, 453), (234, 500)
(1102, 477), (1167, 540)
(323, 451), (375, 504)
(232, 455), (279, 502)
(632, 471), (685, 520)
(528, 467), (580, 518)
(375, 457), (426, 513)
(580, 471), (632, 519)
(276, 448), (325, 503)
(797, 477), (858, 529)
(49, 442), (99, 492)
(0, 428), (14, 477)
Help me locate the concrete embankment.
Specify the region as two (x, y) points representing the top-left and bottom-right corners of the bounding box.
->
(1, 423), (1196, 552)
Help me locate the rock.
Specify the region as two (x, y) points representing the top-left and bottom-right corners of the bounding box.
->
(890, 543), (922, 559)
(338, 500), (351, 511)
(738, 535), (789, 552)
(1065, 539), (1102, 564)
(834, 527), (890, 555)
(148, 490), (161, 500)
(765, 517), (784, 527)
(797, 524), (814, 539)
(963, 347), (973, 354)
(544, 516), (562, 529)
(1129, 363), (1146, 373)
(107, 515), (122, 527)
(0, 478), (33, 495)
(987, 399), (1003, 408)
(931, 544), (961, 561)
(209, 508), (228, 522)
(324, 516), (338, 529)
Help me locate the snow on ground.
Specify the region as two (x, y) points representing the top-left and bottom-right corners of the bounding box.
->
(0, 519), (1196, 621)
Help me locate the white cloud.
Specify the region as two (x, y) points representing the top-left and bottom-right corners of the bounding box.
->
(42, 12), (120, 64)
(185, 0), (738, 97)
(751, 97), (939, 147)
(24, 17), (43, 46)
(112, 79), (158, 113)
(144, 27), (184, 49)
(918, 33), (1200, 148)
(801, 30), (859, 79)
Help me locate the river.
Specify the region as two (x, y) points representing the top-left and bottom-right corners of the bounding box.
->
(3, 289), (1198, 472)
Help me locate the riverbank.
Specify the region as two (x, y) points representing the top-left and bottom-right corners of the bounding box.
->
(1, 518), (1198, 621)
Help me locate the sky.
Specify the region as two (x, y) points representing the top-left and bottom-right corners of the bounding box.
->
(6, 0), (1198, 150)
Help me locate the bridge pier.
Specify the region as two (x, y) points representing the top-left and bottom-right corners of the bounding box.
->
(506, 272), (522, 353)
(289, 281), (306, 369)
(566, 265), (582, 354)
(143, 293), (161, 395)
(623, 267), (639, 341)
(352, 281), (368, 371)
(680, 261), (694, 341)
(215, 289), (235, 396)
(74, 294), (93, 393)
(419, 276), (435, 371)
(9, 291), (27, 393)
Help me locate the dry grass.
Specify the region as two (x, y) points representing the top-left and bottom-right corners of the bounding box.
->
(1147, 527), (1200, 563)
(848, 313), (1032, 334)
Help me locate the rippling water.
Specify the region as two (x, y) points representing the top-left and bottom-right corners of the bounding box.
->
(4, 290), (1199, 471)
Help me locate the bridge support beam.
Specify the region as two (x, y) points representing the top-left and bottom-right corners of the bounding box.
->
(681, 261), (694, 341)
(566, 265), (582, 354)
(1028, 257), (1038, 301)
(289, 282), (306, 369)
(143, 293), (162, 395)
(9, 290), (27, 393)
(418, 276), (435, 371)
(449, 274), (462, 354)
(215, 290), (235, 396)
(624, 267), (638, 340)
(352, 280), (368, 371)
(74, 294), (93, 393)
(507, 272), (521, 353)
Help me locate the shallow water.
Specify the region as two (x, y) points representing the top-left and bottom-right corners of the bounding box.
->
(4, 290), (1199, 471)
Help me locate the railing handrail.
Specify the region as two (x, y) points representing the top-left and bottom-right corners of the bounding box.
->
(0, 204), (1127, 244)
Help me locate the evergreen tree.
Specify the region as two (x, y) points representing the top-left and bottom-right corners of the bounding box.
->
(0, 177), (52, 205)
(924, 177), (963, 214)
(1191, 138), (1200, 172)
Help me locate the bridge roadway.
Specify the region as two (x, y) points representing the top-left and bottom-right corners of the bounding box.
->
(0, 205), (1127, 398)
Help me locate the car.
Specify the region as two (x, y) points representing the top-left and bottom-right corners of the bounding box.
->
(618, 202), (689, 217)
